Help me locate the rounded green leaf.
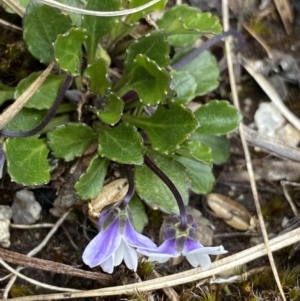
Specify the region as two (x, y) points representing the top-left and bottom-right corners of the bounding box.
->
(54, 28), (88, 76)
(128, 194), (148, 232)
(3, 108), (46, 132)
(189, 133), (230, 165)
(177, 140), (213, 165)
(119, 54), (170, 106)
(56, 0), (84, 27)
(47, 123), (97, 161)
(97, 93), (124, 125)
(15, 73), (65, 110)
(194, 100), (243, 135)
(125, 0), (167, 24)
(4, 136), (50, 185)
(82, 0), (119, 62)
(0, 82), (15, 105)
(84, 58), (111, 95)
(157, 5), (222, 47)
(98, 123), (144, 165)
(171, 71), (197, 104)
(123, 102), (199, 153)
(23, 2), (72, 63)
(179, 51), (219, 96)
(75, 155), (108, 200)
(125, 30), (169, 68)
(135, 153), (189, 214)
(174, 156), (214, 194)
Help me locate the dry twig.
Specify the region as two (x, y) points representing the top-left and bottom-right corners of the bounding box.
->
(222, 1), (286, 300)
(0, 62), (55, 129)
(0, 248), (112, 282)
(6, 227), (300, 301)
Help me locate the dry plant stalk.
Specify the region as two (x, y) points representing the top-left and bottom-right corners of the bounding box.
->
(0, 62), (55, 129)
(6, 227), (300, 301)
(222, 1), (286, 300)
(0, 248), (112, 282)
(273, 0), (293, 34)
(2, 0), (25, 17)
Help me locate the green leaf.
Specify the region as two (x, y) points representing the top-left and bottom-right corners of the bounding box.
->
(179, 51), (220, 96)
(125, 0), (167, 24)
(98, 123), (144, 165)
(135, 152), (189, 214)
(129, 194), (148, 232)
(82, 0), (119, 62)
(56, 0), (84, 27)
(125, 31), (169, 68)
(123, 102), (198, 153)
(23, 2), (72, 63)
(3, 108), (46, 132)
(194, 100), (242, 135)
(174, 156), (214, 194)
(54, 28), (87, 76)
(47, 123), (97, 161)
(171, 71), (197, 104)
(4, 136), (50, 185)
(189, 132), (230, 165)
(0, 82), (15, 105)
(119, 54), (170, 106)
(97, 93), (124, 125)
(75, 155), (108, 200)
(157, 5), (222, 47)
(177, 140), (212, 165)
(84, 58), (111, 95)
(15, 73), (65, 110)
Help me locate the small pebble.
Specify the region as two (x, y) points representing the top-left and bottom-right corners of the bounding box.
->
(12, 189), (42, 224)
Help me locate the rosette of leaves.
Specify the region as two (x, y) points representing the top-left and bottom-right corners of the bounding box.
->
(2, 2), (242, 228)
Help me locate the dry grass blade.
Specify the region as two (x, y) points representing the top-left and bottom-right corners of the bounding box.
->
(6, 227), (300, 301)
(0, 62), (55, 129)
(0, 18), (22, 31)
(36, 0), (162, 16)
(2, 0), (25, 17)
(222, 1), (286, 300)
(273, 0), (293, 34)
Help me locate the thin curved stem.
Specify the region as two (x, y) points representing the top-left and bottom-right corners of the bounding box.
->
(119, 165), (135, 209)
(0, 75), (72, 137)
(171, 30), (245, 70)
(144, 154), (187, 230)
(35, 0), (162, 17)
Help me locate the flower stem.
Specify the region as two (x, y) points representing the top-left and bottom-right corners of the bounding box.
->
(119, 165), (135, 210)
(144, 154), (187, 230)
(171, 30), (245, 70)
(0, 75), (73, 137)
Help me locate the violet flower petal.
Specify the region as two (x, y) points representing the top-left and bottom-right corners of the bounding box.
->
(139, 238), (179, 262)
(82, 219), (121, 268)
(186, 253), (211, 269)
(124, 220), (157, 250)
(123, 242), (138, 271)
(114, 239), (125, 266)
(100, 255), (114, 274)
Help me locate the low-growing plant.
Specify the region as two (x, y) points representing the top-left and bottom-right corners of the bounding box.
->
(0, 0), (244, 273)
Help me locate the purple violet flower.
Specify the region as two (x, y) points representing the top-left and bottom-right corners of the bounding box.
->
(138, 215), (227, 270)
(82, 206), (157, 273)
